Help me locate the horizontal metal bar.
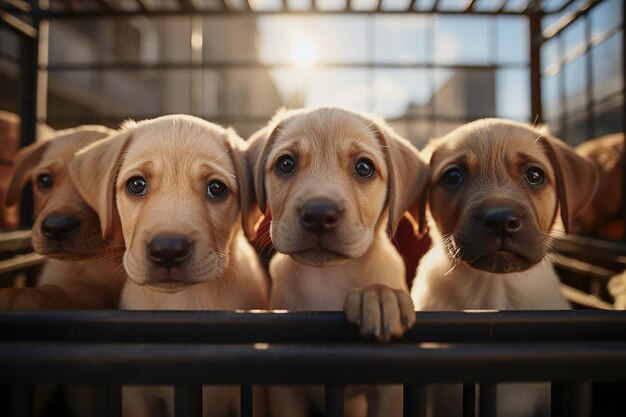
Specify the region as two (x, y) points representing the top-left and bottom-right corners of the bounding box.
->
(0, 10), (36, 38)
(0, 252), (44, 275)
(40, 9), (532, 19)
(42, 61), (529, 72)
(542, 0), (602, 41)
(552, 236), (626, 263)
(553, 254), (618, 280)
(0, 230), (32, 252)
(1, 341), (626, 385)
(1, 310), (626, 344)
(43, 113), (510, 129)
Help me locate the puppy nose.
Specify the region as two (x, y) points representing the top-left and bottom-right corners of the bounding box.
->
(299, 198), (341, 235)
(41, 215), (80, 241)
(482, 208), (522, 237)
(147, 235), (191, 269)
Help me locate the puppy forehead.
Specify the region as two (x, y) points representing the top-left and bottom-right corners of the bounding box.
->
(269, 110), (385, 162)
(123, 121), (234, 174)
(434, 121), (553, 174)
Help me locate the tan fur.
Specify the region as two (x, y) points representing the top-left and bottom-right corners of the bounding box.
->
(0, 125), (124, 310)
(573, 133), (624, 239)
(247, 107), (429, 417)
(69, 115), (268, 417)
(412, 118), (597, 417)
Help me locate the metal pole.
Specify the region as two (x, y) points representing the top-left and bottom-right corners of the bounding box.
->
(17, 0), (40, 228)
(529, 11), (543, 124)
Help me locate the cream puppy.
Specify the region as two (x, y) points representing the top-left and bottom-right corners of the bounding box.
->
(1, 125), (123, 310)
(412, 119), (598, 417)
(69, 115), (268, 417)
(247, 107), (429, 417)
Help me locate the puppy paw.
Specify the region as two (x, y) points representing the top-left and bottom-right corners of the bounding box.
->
(343, 284), (416, 341)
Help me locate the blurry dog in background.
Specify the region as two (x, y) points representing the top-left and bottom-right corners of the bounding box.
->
(572, 133), (624, 240)
(411, 119), (598, 417)
(0, 125), (122, 310)
(69, 115), (268, 417)
(246, 107), (428, 417)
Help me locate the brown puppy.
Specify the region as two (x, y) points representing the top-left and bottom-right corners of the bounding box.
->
(247, 107), (428, 417)
(573, 133), (624, 240)
(411, 119), (598, 417)
(69, 115), (268, 417)
(0, 125), (123, 310)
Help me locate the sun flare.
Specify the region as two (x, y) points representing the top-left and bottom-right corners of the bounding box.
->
(291, 35), (317, 68)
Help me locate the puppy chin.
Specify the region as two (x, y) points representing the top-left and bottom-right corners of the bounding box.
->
(290, 249), (351, 267)
(450, 237), (545, 274)
(468, 252), (537, 274)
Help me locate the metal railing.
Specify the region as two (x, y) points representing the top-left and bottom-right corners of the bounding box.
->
(1, 310), (626, 417)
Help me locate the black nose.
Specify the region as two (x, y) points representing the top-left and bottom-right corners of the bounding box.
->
(299, 198), (341, 235)
(147, 235), (192, 269)
(41, 215), (80, 241)
(482, 208), (522, 237)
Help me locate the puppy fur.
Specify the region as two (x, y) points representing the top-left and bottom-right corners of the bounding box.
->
(0, 125), (124, 310)
(572, 133), (624, 240)
(411, 118), (598, 417)
(246, 107), (429, 417)
(69, 115), (268, 417)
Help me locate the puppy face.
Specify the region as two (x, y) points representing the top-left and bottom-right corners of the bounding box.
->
(247, 107), (429, 267)
(425, 119), (598, 274)
(5, 127), (113, 260)
(70, 115), (251, 293)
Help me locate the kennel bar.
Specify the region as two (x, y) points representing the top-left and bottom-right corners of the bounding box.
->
(2, 310), (626, 344)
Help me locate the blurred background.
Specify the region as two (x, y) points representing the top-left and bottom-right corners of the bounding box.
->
(0, 0), (623, 148)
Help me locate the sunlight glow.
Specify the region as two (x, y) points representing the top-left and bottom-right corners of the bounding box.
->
(291, 35), (317, 68)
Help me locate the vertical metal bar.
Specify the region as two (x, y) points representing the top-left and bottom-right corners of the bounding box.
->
(529, 11), (543, 124)
(463, 383), (476, 417)
(93, 385), (122, 417)
(18, 1), (40, 228)
(174, 385), (202, 417)
(584, 14), (594, 139)
(551, 383), (566, 417)
(552, 383), (587, 417)
(240, 384), (253, 417)
(11, 385), (34, 417)
(325, 385), (344, 417)
(403, 384), (426, 417)
(478, 383), (496, 417)
(622, 0), (626, 241)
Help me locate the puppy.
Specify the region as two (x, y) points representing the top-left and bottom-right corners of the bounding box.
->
(0, 125), (123, 310)
(246, 107), (428, 417)
(69, 115), (269, 417)
(411, 119), (598, 417)
(573, 133), (624, 240)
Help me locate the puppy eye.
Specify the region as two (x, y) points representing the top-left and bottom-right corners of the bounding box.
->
(207, 180), (228, 199)
(524, 167), (545, 186)
(442, 167), (463, 186)
(37, 174), (53, 190)
(355, 158), (375, 178)
(276, 155), (296, 175)
(127, 176), (147, 196)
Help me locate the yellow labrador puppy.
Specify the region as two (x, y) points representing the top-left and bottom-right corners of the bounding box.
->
(1, 125), (123, 310)
(69, 115), (269, 417)
(246, 107), (428, 417)
(411, 119), (598, 417)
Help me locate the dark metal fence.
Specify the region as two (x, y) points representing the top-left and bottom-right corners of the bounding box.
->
(2, 310), (626, 417)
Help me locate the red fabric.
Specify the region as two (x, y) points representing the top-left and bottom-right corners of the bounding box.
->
(250, 212), (431, 289)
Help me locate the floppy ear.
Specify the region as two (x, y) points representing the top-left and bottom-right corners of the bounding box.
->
(540, 136), (599, 234)
(226, 129), (261, 239)
(5, 140), (49, 207)
(68, 131), (133, 240)
(375, 124), (430, 236)
(244, 122), (282, 239)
